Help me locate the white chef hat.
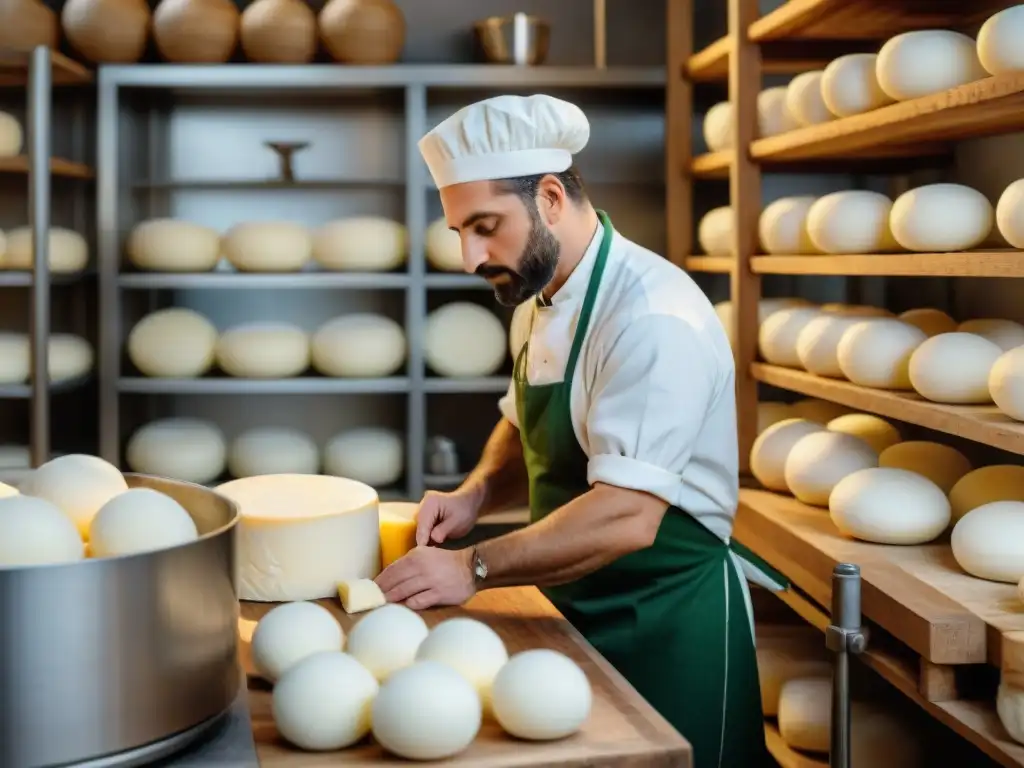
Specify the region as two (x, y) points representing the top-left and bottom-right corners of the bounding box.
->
(418, 94), (590, 189)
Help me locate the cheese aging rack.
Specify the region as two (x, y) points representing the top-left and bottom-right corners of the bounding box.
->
(667, 0), (1024, 766)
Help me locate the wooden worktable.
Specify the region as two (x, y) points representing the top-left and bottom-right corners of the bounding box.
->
(237, 587), (690, 767)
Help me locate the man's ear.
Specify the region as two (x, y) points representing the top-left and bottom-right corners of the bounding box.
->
(535, 174), (568, 226)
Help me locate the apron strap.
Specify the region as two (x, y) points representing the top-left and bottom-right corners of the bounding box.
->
(564, 210), (614, 377)
(729, 539), (790, 592)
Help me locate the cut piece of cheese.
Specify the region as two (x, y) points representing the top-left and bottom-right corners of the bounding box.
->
(338, 578), (387, 614)
(380, 501), (418, 567)
(216, 474), (382, 602)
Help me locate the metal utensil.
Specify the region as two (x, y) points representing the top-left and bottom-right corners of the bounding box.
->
(473, 13), (551, 66)
(426, 435), (460, 476)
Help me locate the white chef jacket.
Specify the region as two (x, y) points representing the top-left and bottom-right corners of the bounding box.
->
(498, 218), (741, 543)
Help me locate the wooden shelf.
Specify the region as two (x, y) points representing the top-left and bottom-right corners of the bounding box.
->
(750, 251), (1024, 277)
(686, 39), (875, 82)
(689, 146), (952, 179)
(683, 256), (733, 273)
(0, 155), (93, 179)
(764, 722), (827, 768)
(0, 49), (91, 86)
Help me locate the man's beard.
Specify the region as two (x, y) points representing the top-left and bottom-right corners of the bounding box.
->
(476, 210), (559, 307)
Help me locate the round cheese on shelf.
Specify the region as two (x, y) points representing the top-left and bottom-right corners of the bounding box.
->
(222, 221), (311, 272)
(697, 206), (734, 256)
(49, 334), (94, 382)
(991, 346), (1024, 421)
(758, 307), (822, 367)
(908, 332), (1002, 404)
(714, 297), (812, 350)
(949, 465), (1024, 523)
(836, 319), (926, 390)
(820, 53), (894, 118)
(251, 601), (344, 682)
(348, 604), (430, 682)
(957, 318), (1024, 352)
(879, 441), (972, 494)
(830, 467), (950, 544)
(951, 500), (1024, 582)
(756, 640), (830, 717)
(215, 474), (382, 601)
(0, 111), (23, 156)
(311, 314), (406, 378)
(997, 178), (1024, 250)
(758, 196), (819, 255)
(898, 308), (957, 337)
(216, 322), (310, 378)
(757, 402), (794, 434)
(757, 86), (800, 137)
(785, 71), (832, 127)
(312, 217), (407, 272)
(426, 217), (463, 272)
(127, 218), (222, 272)
(978, 6), (1024, 76)
(806, 191), (896, 254)
(826, 413), (900, 453)
(998, 682), (1024, 746)
(416, 617), (508, 711)
(228, 427), (319, 478)
(823, 304), (893, 318)
(877, 30), (986, 102)
(790, 397), (851, 424)
(89, 487), (199, 557)
(702, 101), (733, 152)
(21, 453), (128, 539)
(372, 660), (481, 760)
(425, 303), (506, 378)
(379, 501), (418, 567)
(491, 649), (591, 741)
(273, 650), (378, 751)
(127, 308), (218, 378)
(324, 427), (403, 488)
(796, 314), (864, 377)
(4, 226), (88, 273)
(750, 418), (825, 492)
(784, 431), (878, 507)
(890, 184), (993, 252)
(126, 417), (227, 485)
(777, 677), (831, 752)
(0, 495), (84, 566)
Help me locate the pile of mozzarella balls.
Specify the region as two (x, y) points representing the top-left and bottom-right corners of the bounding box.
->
(0, 454), (199, 568)
(251, 601), (592, 759)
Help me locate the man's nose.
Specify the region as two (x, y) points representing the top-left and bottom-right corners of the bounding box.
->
(462, 242), (489, 274)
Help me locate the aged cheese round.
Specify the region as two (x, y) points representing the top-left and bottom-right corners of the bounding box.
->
(348, 604), (430, 682)
(416, 617), (508, 711)
(426, 217), (463, 272)
(127, 218), (222, 272)
(0, 495), (84, 566)
(777, 677), (831, 752)
(251, 601), (344, 682)
(0, 111), (23, 156)
(757, 640), (830, 717)
(785, 71), (832, 127)
(806, 191), (896, 254)
(958, 318), (1024, 352)
(89, 487), (199, 557)
(4, 226), (88, 273)
(876, 31), (986, 101)
(821, 53), (894, 117)
(790, 398), (851, 424)
(758, 402), (794, 434)
(898, 308), (957, 337)
(715, 297), (813, 350)
(830, 467), (950, 544)
(128, 308), (218, 378)
(890, 184), (993, 252)
(379, 501), (417, 568)
(698, 206), (734, 255)
(759, 196), (819, 255)
(311, 314), (406, 378)
(758, 86), (800, 137)
(21, 453), (128, 539)
(759, 307), (823, 367)
(702, 101), (734, 152)
(216, 474), (382, 601)
(879, 441), (972, 494)
(49, 335), (93, 381)
(991, 346), (1024, 421)
(372, 661), (481, 760)
(750, 418), (826, 492)
(491, 649), (591, 741)
(909, 332), (1002, 404)
(273, 650), (378, 750)
(837, 319), (927, 389)
(796, 314), (864, 377)
(312, 217), (407, 272)
(126, 417), (227, 485)
(978, 6), (1024, 76)
(784, 431), (878, 506)
(949, 465), (1024, 524)
(324, 427), (403, 488)
(228, 427), (319, 478)
(425, 303), (507, 378)
(216, 322), (310, 378)
(822, 304), (893, 318)
(0, 334), (29, 383)
(996, 178), (1024, 249)
(222, 221), (311, 272)
(998, 682), (1024, 746)
(827, 413), (900, 453)
(951, 500), (1024, 582)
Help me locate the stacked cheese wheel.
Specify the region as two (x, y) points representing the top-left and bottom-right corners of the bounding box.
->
(0, 332), (94, 384)
(0, 226), (89, 273)
(425, 302), (508, 378)
(0, 111), (23, 158)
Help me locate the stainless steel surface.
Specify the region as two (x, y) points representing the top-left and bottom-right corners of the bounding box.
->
(0, 475), (240, 768)
(474, 14), (551, 66)
(426, 435), (460, 476)
(154, 689), (258, 768)
(405, 83), (428, 500)
(97, 74), (120, 463)
(826, 563), (867, 768)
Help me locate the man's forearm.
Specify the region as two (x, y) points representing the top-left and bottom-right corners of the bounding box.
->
(458, 418), (529, 517)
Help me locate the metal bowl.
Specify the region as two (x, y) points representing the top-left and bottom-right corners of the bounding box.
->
(0, 474), (240, 768)
(474, 13), (550, 65)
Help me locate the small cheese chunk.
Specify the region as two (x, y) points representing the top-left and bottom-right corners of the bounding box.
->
(338, 578), (387, 614)
(380, 501), (418, 567)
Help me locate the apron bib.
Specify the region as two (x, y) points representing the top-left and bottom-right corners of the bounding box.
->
(513, 211), (776, 768)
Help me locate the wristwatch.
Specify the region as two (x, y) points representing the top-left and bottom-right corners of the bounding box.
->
(471, 548), (488, 583)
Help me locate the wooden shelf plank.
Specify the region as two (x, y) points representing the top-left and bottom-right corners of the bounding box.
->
(686, 39), (877, 82)
(683, 256), (733, 273)
(0, 155), (93, 179)
(764, 722), (827, 768)
(0, 49), (92, 86)
(689, 145), (952, 179)
(751, 363), (1024, 455)
(750, 251), (1024, 277)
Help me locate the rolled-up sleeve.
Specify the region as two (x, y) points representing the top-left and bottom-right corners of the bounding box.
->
(585, 314), (717, 506)
(498, 378), (518, 428)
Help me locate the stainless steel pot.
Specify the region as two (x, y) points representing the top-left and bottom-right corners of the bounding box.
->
(0, 474), (240, 768)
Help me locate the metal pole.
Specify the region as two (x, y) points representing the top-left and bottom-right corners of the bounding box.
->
(826, 563), (867, 768)
(27, 45), (52, 468)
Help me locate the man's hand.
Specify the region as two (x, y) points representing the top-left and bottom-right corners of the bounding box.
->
(415, 489), (482, 546)
(375, 546), (476, 610)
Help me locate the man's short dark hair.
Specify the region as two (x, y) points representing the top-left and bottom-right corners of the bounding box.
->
(492, 165), (588, 207)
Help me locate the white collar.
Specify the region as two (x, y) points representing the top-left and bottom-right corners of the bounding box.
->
(537, 219), (605, 309)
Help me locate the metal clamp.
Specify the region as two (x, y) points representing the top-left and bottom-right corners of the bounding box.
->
(828, 563), (867, 768)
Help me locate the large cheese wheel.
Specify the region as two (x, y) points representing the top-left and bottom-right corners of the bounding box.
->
(790, 398), (851, 424)
(312, 217), (407, 272)
(836, 319), (926, 389)
(991, 346), (1024, 421)
(702, 101), (733, 152)
(89, 487), (199, 557)
(898, 308), (957, 337)
(757, 402), (794, 434)
(222, 221), (311, 272)
(127, 219), (222, 272)
(890, 184), (993, 252)
(425, 303), (506, 378)
(311, 314), (406, 378)
(216, 322), (310, 378)
(784, 431), (878, 506)
(820, 54), (894, 117)
(796, 314), (864, 377)
(758, 197), (819, 255)
(697, 206), (733, 255)
(830, 467), (950, 544)
(827, 413), (900, 453)
(228, 427), (319, 477)
(876, 31), (985, 102)
(757, 87), (800, 137)
(758, 307), (822, 367)
(785, 71), (832, 127)
(0, 111), (23, 157)
(0, 495), (84, 566)
(749, 418), (825, 492)
(908, 332), (1002, 404)
(127, 308), (218, 378)
(978, 6), (1024, 76)
(998, 682), (1024, 747)
(126, 417), (227, 484)
(4, 226), (88, 273)
(806, 191), (896, 254)
(879, 441), (971, 494)
(324, 427), (404, 488)
(958, 318), (1024, 352)
(21, 453), (129, 539)
(996, 178), (1024, 249)
(948, 465), (1024, 524)
(951, 500), (1024, 582)
(756, 632), (829, 717)
(216, 474), (381, 601)
(426, 217), (463, 272)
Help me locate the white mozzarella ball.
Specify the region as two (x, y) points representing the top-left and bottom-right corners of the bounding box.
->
(908, 332), (1002, 404)
(323, 427), (403, 488)
(89, 487), (199, 557)
(978, 6), (1024, 76)
(785, 71), (832, 127)
(996, 178), (1024, 249)
(311, 314), (406, 378)
(784, 431), (878, 506)
(252, 601), (344, 682)
(126, 418), (227, 485)
(127, 308), (218, 378)
(759, 196), (819, 255)
(991, 346), (1024, 421)
(0, 495), (84, 566)
(876, 30), (986, 101)
(898, 308), (957, 337)
(698, 206), (734, 255)
(415, 618), (508, 709)
(702, 101), (734, 152)
(830, 467), (950, 544)
(0, 111), (23, 156)
(836, 319), (927, 390)
(21, 453), (128, 539)
(127, 218), (221, 272)
(347, 604), (429, 681)
(949, 465), (1024, 524)
(228, 427), (319, 478)
(826, 413), (900, 454)
(821, 54), (894, 117)
(796, 314), (864, 377)
(890, 184), (993, 252)
(806, 191), (896, 254)
(312, 217), (406, 272)
(426, 217), (463, 272)
(222, 221), (311, 272)
(491, 649), (591, 741)
(4, 226), (88, 273)
(425, 303), (506, 378)
(879, 441), (971, 494)
(757, 86), (800, 137)
(952, 500), (1024, 583)
(272, 651), (378, 751)
(216, 323), (310, 378)
(958, 318), (1024, 352)
(750, 418), (826, 492)
(759, 307), (823, 367)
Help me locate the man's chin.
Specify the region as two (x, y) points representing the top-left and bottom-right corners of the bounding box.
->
(492, 283), (535, 307)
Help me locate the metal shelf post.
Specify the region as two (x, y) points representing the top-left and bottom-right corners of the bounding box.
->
(827, 563), (867, 768)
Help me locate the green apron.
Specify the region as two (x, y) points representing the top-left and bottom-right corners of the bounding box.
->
(513, 211), (781, 768)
